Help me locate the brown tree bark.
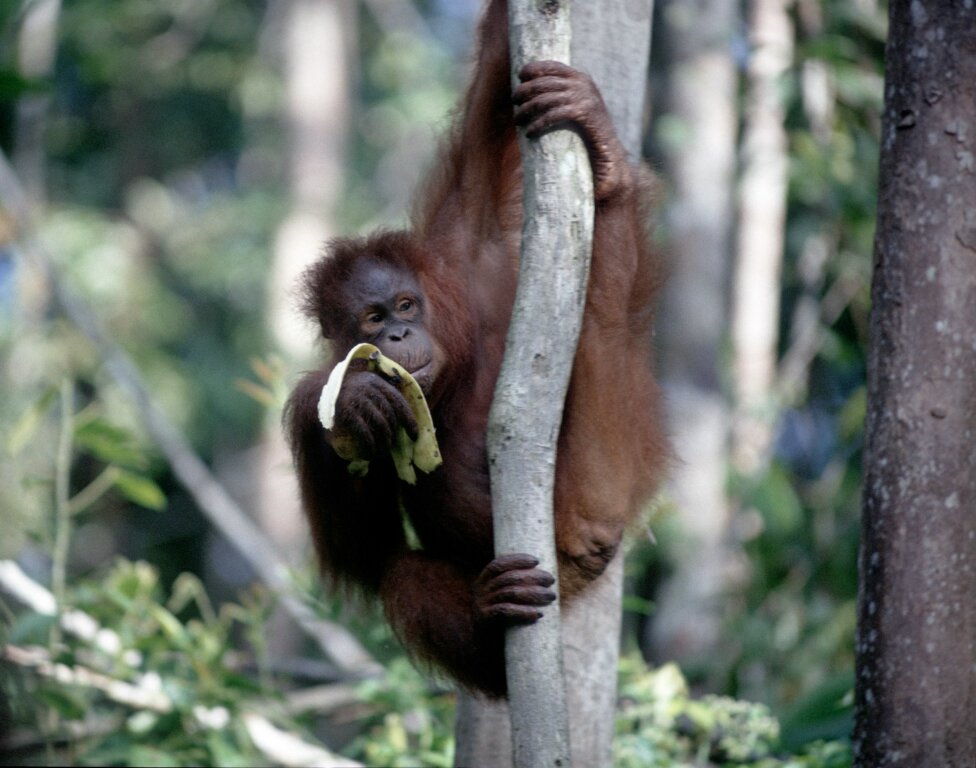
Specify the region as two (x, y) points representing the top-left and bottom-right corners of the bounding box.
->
(854, 3), (976, 766)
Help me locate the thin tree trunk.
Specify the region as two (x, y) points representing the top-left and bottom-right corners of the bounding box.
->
(560, 6), (652, 760)
(13, 0), (62, 208)
(731, 0), (794, 473)
(487, 2), (590, 765)
(646, 0), (739, 673)
(460, 3), (653, 766)
(269, 0), (351, 360)
(854, 3), (976, 766)
(249, 0), (354, 662)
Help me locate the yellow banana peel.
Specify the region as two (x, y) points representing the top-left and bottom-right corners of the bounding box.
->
(317, 342), (442, 483)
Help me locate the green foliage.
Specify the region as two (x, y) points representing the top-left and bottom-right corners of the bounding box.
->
(1, 378), (165, 564)
(345, 658), (456, 767)
(614, 657), (851, 767)
(52, 0), (274, 206)
(2, 559), (317, 767)
(321, 652), (853, 768)
(0, 1), (890, 763)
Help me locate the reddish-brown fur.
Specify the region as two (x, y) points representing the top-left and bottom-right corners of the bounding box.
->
(285, 0), (668, 697)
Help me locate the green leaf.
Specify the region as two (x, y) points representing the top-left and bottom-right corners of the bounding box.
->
(113, 469), (167, 511)
(9, 612), (57, 645)
(36, 686), (89, 720)
(0, 71), (50, 100)
(148, 604), (187, 644)
(6, 386), (58, 456)
(207, 731), (253, 767)
(125, 746), (184, 767)
(622, 595), (655, 616)
(779, 673), (855, 751)
(74, 417), (147, 469)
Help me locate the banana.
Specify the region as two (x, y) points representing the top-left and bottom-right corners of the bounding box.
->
(317, 342), (442, 483)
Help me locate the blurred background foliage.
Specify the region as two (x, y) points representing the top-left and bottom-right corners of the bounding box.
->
(0, 0), (884, 764)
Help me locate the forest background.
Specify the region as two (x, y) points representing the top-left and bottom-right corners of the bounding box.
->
(0, 0), (883, 765)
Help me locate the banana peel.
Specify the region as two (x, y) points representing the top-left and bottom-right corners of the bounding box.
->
(317, 342), (442, 484)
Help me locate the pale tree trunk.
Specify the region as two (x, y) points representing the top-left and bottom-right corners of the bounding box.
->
(854, 3), (976, 766)
(256, 0), (352, 553)
(456, 2), (653, 766)
(12, 0), (62, 322)
(13, 0), (62, 208)
(487, 2), (590, 765)
(454, 566), (628, 768)
(250, 0), (352, 656)
(731, 0), (794, 473)
(269, 0), (352, 360)
(562, 7), (652, 759)
(646, 0), (739, 672)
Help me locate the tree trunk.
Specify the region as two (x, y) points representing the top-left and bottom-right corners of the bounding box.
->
(645, 0), (739, 674)
(13, 0), (62, 208)
(252, 0), (353, 660)
(854, 3), (976, 766)
(269, 0), (352, 360)
(487, 2), (590, 765)
(260, 0), (352, 563)
(459, 3), (653, 766)
(561, 7), (652, 760)
(731, 0), (793, 473)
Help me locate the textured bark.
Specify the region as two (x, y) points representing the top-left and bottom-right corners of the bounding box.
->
(854, 3), (976, 766)
(454, 563), (627, 768)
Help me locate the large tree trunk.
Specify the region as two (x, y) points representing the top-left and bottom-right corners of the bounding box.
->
(645, 0), (739, 673)
(456, 3), (654, 767)
(853, 3), (976, 766)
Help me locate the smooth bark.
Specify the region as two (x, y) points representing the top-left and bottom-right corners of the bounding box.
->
(646, 0), (739, 672)
(462, 3), (653, 766)
(487, 2), (590, 765)
(13, 0), (62, 208)
(731, 0), (793, 472)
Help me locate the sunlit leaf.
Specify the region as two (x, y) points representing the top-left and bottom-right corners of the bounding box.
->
(113, 469), (166, 511)
(148, 604), (187, 645)
(234, 378), (276, 407)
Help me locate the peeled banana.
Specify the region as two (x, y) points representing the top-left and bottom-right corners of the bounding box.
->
(317, 342), (442, 484)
